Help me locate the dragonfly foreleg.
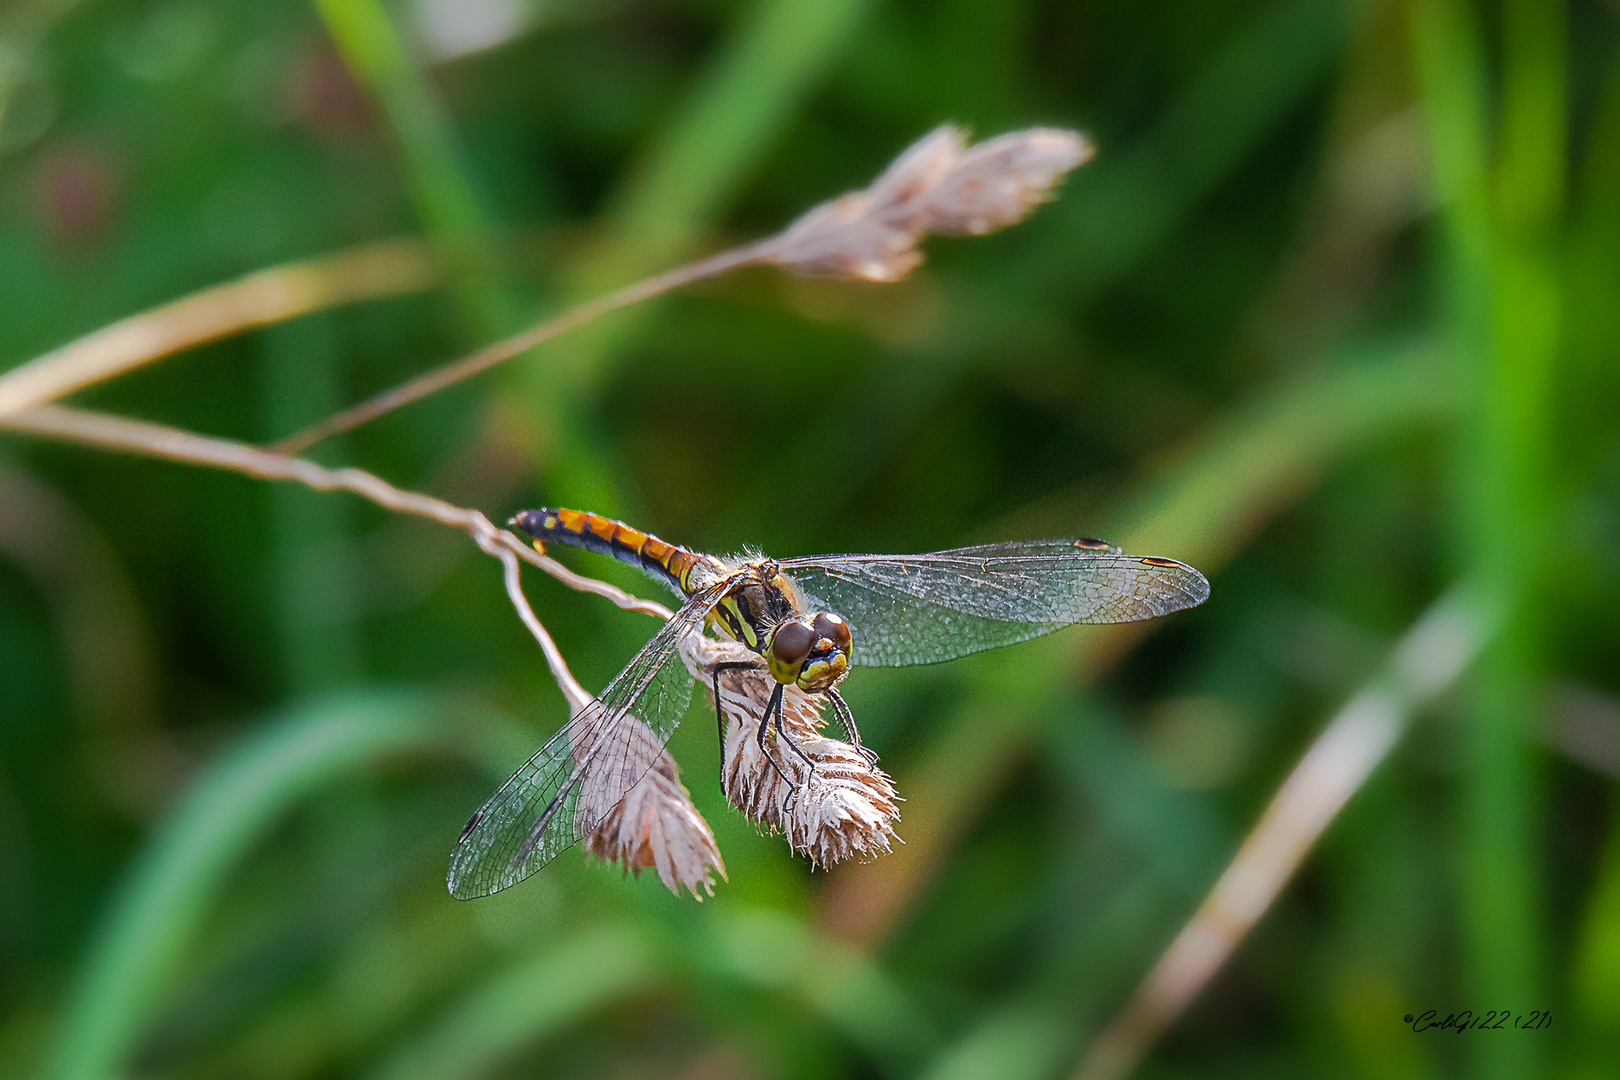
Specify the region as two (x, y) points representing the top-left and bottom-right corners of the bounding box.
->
(826, 687), (879, 765)
(770, 688), (818, 817)
(754, 684), (818, 812)
(756, 684), (794, 790)
(710, 660), (763, 788)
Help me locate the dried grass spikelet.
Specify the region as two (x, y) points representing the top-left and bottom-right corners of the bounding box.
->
(563, 689), (726, 899)
(682, 636), (901, 866)
(760, 124), (1094, 282)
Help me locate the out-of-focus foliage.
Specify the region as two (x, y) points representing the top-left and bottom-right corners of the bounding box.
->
(2, 0), (1617, 1077)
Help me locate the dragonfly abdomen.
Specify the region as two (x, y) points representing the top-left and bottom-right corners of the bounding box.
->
(511, 507), (709, 594)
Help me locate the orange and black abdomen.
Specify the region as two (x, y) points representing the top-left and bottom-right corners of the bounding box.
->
(510, 507), (704, 595)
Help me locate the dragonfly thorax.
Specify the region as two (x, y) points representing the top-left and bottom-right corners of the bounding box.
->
(703, 562), (852, 689)
(706, 560), (797, 648)
(765, 612), (852, 691)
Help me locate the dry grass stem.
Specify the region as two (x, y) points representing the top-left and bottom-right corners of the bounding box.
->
(272, 124), (1092, 453)
(1074, 583), (1497, 1080)
(1541, 683), (1620, 776)
(761, 125), (1093, 282)
(684, 636), (901, 867)
(0, 239), (437, 418)
(269, 243), (766, 456)
(0, 405), (670, 621)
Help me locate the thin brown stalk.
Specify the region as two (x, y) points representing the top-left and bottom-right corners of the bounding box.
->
(1074, 583), (1497, 1080)
(269, 243), (769, 456)
(0, 239), (438, 418)
(1541, 683), (1620, 776)
(492, 533), (595, 714)
(272, 124), (1092, 455)
(0, 405), (668, 621)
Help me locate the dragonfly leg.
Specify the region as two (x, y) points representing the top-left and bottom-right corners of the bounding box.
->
(772, 693), (818, 789)
(827, 687), (878, 765)
(756, 684), (795, 790)
(762, 685), (819, 815)
(710, 660), (763, 789)
(774, 702), (817, 772)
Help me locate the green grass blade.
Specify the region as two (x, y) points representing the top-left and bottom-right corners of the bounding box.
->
(1572, 823), (1620, 1070)
(45, 694), (447, 1080)
(1112, 339), (1450, 561)
(371, 925), (660, 1080)
(1413, 1), (1565, 1073)
(313, 0), (509, 336)
(923, 1009), (1072, 1080)
(600, 0), (873, 274)
(1017, 0), (1349, 303)
(707, 907), (937, 1073)
(376, 906), (935, 1080)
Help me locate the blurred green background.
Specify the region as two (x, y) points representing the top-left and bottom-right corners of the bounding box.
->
(3, 0), (1620, 1076)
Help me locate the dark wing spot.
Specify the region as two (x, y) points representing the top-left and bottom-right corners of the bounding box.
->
(1140, 556), (1183, 568)
(458, 809), (482, 843)
(1073, 537), (1111, 551)
(514, 788), (569, 865)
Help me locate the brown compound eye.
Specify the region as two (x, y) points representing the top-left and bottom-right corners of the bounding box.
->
(812, 612), (851, 653)
(770, 621), (814, 667)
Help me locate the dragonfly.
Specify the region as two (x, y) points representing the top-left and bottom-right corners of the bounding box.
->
(448, 507), (1210, 899)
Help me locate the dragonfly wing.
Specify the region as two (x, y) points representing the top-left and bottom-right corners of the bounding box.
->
(447, 580), (729, 899)
(781, 538), (1208, 667)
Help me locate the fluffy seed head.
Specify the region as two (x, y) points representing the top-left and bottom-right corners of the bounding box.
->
(683, 636), (901, 866)
(762, 125), (1094, 282)
(569, 707), (725, 898)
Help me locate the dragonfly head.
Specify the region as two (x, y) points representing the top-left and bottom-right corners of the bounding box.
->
(765, 612), (852, 691)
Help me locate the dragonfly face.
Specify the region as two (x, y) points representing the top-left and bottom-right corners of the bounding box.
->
(765, 611), (852, 691)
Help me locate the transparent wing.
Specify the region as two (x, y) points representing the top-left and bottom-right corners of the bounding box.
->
(447, 579), (730, 899)
(780, 538), (1209, 666)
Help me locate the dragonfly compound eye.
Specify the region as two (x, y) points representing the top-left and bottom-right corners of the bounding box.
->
(792, 612), (851, 692)
(769, 620), (815, 671)
(812, 612), (851, 655)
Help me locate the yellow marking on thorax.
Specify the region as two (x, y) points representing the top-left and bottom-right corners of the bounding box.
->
(711, 595), (759, 648)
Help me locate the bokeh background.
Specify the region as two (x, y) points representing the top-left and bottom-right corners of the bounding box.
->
(3, 0), (1619, 1076)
